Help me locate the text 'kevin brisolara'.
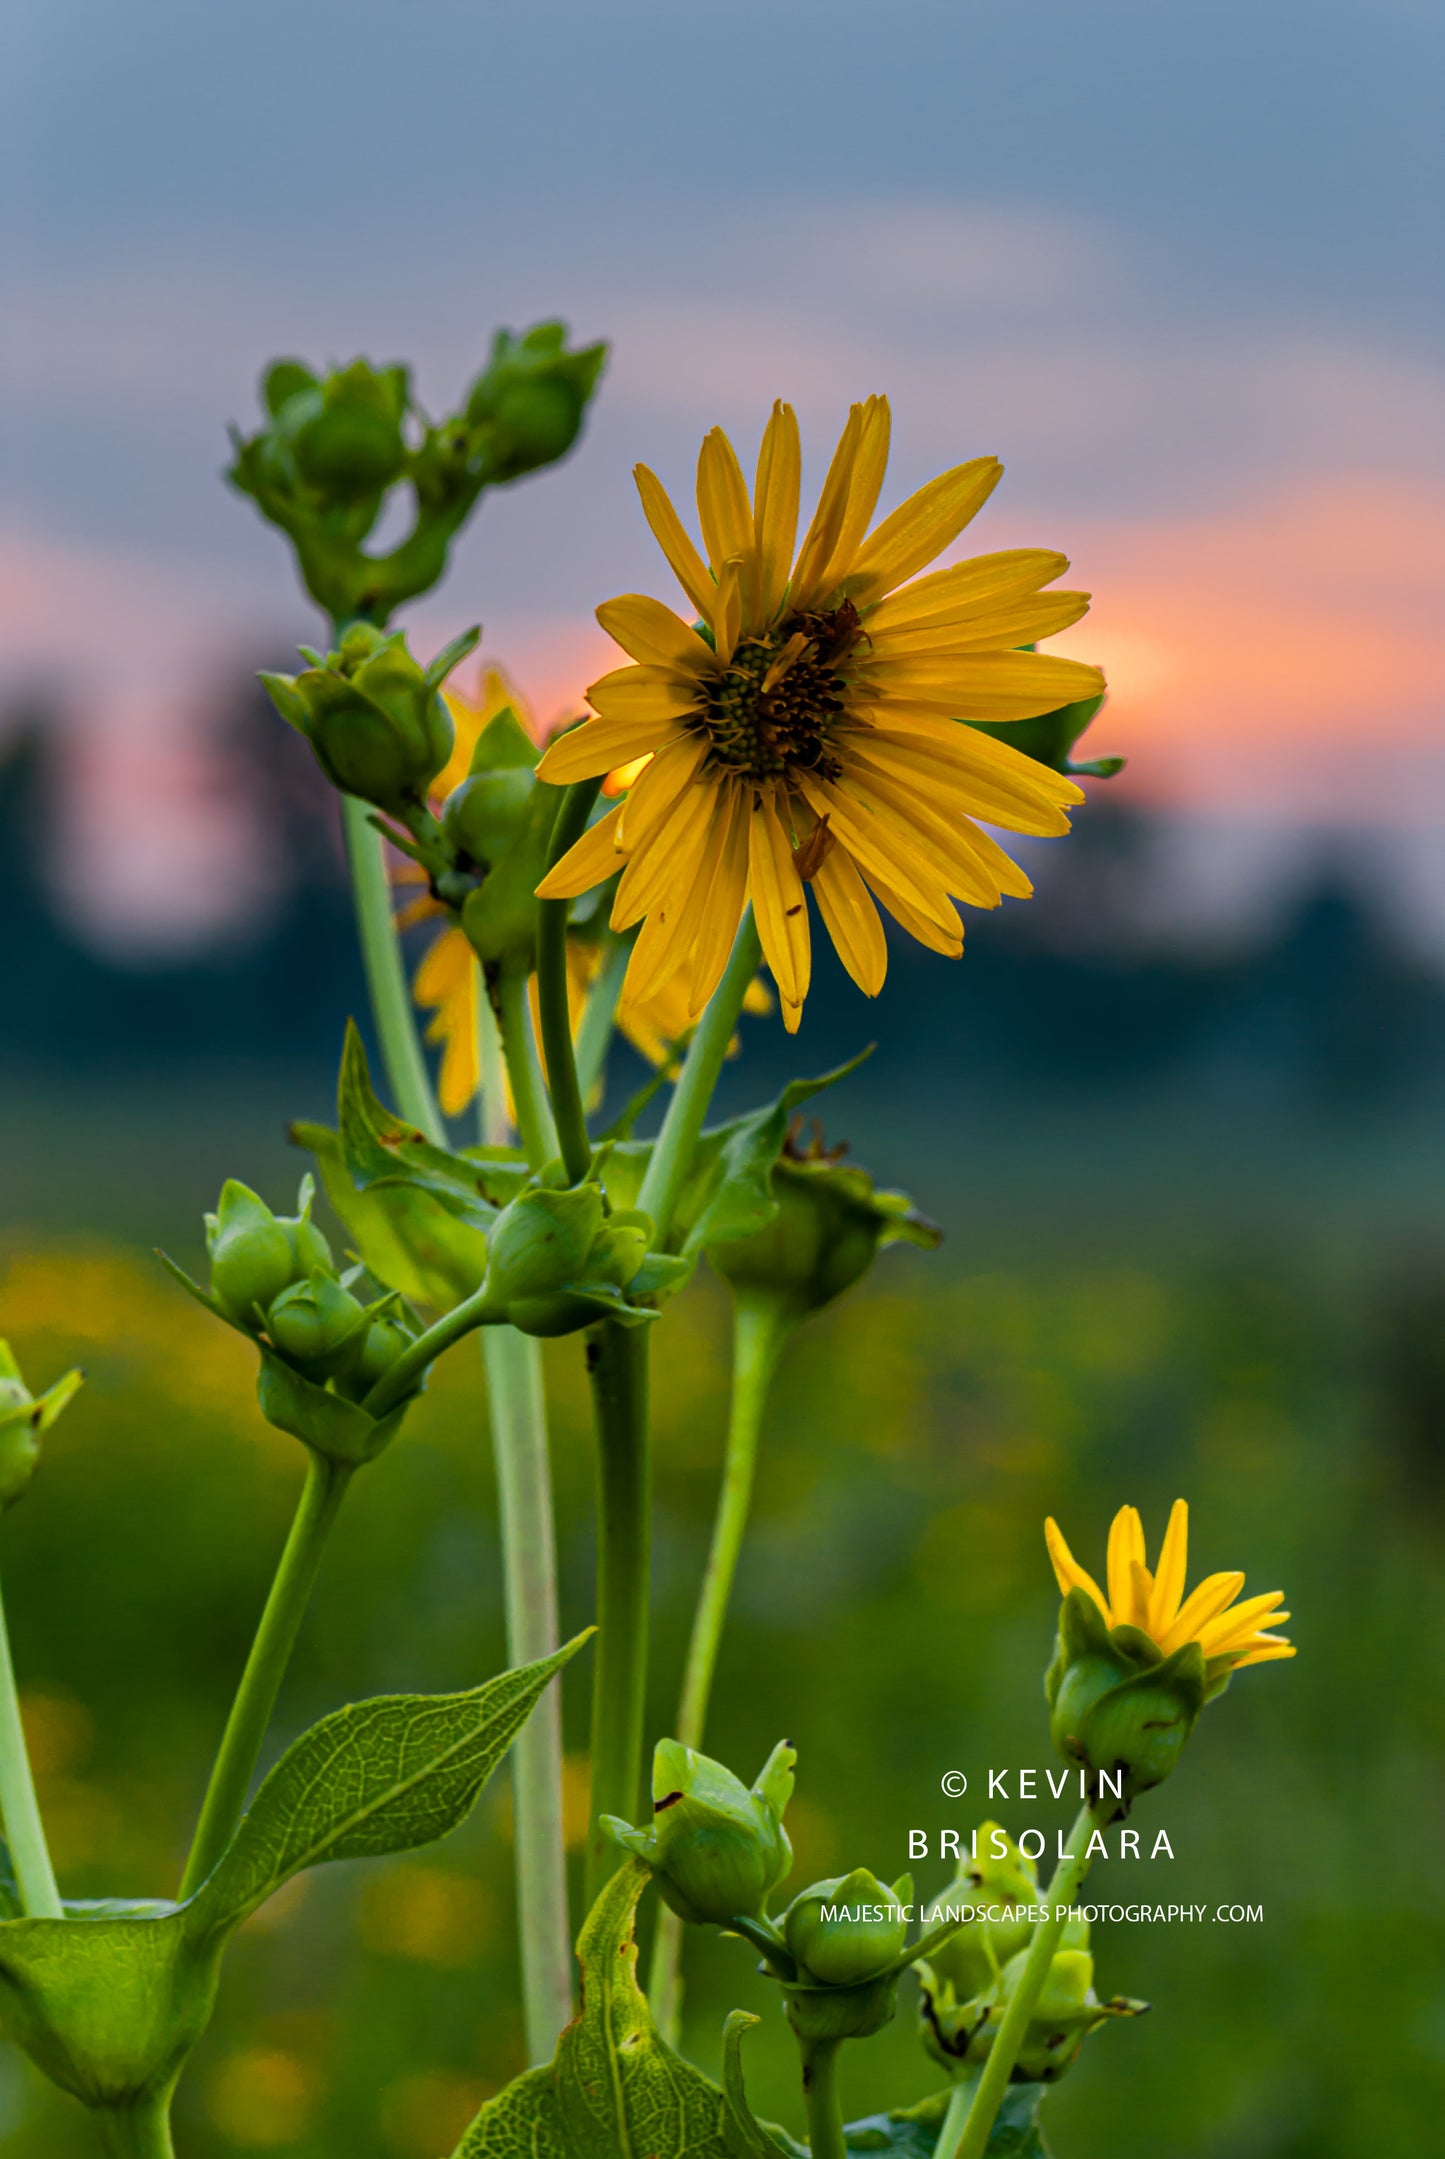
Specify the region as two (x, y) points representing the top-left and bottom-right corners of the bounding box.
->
(908, 1824), (1177, 1863)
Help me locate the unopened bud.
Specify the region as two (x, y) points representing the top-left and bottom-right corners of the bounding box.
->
(602, 1738), (794, 1929)
(261, 624), (476, 817)
(0, 1343), (82, 1509)
(782, 1868), (909, 1988)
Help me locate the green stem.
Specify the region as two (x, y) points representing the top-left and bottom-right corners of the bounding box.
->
(636, 911), (762, 1241)
(942, 1803), (1107, 2159)
(648, 1294), (794, 2040)
(494, 957), (559, 1172)
(573, 931), (633, 1102)
(340, 792), (443, 1137)
(179, 1456), (352, 1900)
(935, 2073), (982, 2159)
(536, 780), (602, 1184)
(95, 2094), (176, 2159)
(582, 1320), (651, 1906)
(0, 1553), (62, 1917)
(482, 1324), (572, 2058)
(800, 2037), (848, 2159)
(360, 1276), (502, 1420)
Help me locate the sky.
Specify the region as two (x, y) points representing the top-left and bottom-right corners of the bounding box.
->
(2, 0), (1442, 950)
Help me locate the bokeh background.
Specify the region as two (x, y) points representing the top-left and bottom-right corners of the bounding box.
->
(3, 2), (1444, 2153)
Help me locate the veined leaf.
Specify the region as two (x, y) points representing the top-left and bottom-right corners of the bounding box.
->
(838, 2084), (1052, 2155)
(674, 1052), (874, 1259)
(294, 1120), (489, 1310)
(188, 1635), (588, 1937)
(454, 1860), (747, 2158)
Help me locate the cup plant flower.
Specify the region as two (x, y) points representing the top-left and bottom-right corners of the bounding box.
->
(0, 328), (1296, 2159)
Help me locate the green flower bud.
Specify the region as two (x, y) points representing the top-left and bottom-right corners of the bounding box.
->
(266, 1274), (368, 1379)
(0, 1343), (82, 1509)
(464, 323), (607, 484)
(351, 1309), (419, 1394)
(205, 1181), (297, 1328)
(602, 1738), (794, 1929)
(707, 1136), (939, 1323)
(782, 1868), (910, 1988)
(1046, 1589), (1205, 1800)
(442, 767), (535, 868)
(261, 624), (476, 818)
(919, 1824), (1039, 2002)
(283, 359), (410, 502)
(920, 1927), (1146, 2084)
(483, 1186), (605, 1305)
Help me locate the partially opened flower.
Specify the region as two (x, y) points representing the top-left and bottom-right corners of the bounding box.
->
(535, 398), (1104, 1030)
(1045, 1501), (1295, 1674)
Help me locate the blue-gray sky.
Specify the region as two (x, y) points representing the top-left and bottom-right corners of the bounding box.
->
(2, 0), (1442, 944)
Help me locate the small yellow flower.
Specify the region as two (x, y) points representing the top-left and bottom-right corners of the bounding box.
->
(535, 397), (1104, 1031)
(1045, 1501), (1295, 1673)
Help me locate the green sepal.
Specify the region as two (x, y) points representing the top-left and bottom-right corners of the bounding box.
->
(458, 779), (562, 964)
(254, 1346), (413, 1466)
(1067, 1642), (1206, 1796)
(720, 2013), (797, 2158)
(0, 1344), (83, 1508)
(468, 706), (539, 773)
(451, 1859), (744, 2158)
(425, 625), (482, 693)
(968, 693), (1124, 779)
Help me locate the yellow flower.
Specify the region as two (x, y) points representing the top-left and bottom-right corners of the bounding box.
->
(1045, 1501), (1295, 1673)
(535, 397), (1104, 1031)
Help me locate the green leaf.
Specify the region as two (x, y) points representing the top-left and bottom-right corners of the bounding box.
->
(293, 1119), (489, 1310)
(453, 1860), (748, 2157)
(188, 1635), (589, 1938)
(839, 2084), (1051, 2156)
(336, 1023), (515, 1234)
(721, 2012), (802, 2157)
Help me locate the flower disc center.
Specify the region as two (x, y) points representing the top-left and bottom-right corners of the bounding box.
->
(693, 606), (862, 782)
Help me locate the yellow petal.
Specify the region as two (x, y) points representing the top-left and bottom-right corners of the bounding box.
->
(793, 771), (964, 932)
(789, 403), (866, 611)
(534, 802), (627, 900)
(856, 648), (1106, 721)
(748, 788), (811, 1018)
(833, 764), (1019, 907)
(1232, 1640), (1297, 1667)
(713, 556), (744, 668)
(537, 711), (687, 786)
(596, 595), (713, 672)
(873, 589), (1091, 655)
(754, 401), (801, 622)
(845, 456), (1003, 603)
(611, 779), (719, 931)
(1106, 1506), (1146, 1623)
(810, 832), (888, 996)
(1196, 1591), (1289, 1656)
(634, 463), (717, 624)
(626, 783), (740, 1004)
(1148, 1501), (1190, 1634)
(850, 713), (1084, 823)
(1044, 1518), (1109, 1620)
(696, 427), (756, 587)
(615, 734), (710, 852)
(1159, 1571), (1246, 1653)
(684, 783), (751, 1015)
(861, 865), (963, 957)
(865, 549), (1072, 631)
(585, 663), (703, 722)
(812, 394), (891, 598)
(413, 926), (480, 1117)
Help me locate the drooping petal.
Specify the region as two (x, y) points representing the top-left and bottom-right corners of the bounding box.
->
(627, 779), (741, 1004)
(845, 456), (1003, 603)
(753, 401), (802, 623)
(413, 926), (480, 1116)
(748, 788), (811, 1026)
(634, 463), (717, 624)
(794, 772), (965, 933)
(1044, 1517), (1110, 1621)
(861, 865), (964, 957)
(615, 734), (709, 853)
(596, 595), (713, 672)
(611, 777), (720, 931)
(534, 802), (627, 899)
(810, 833), (888, 996)
(685, 783), (751, 1015)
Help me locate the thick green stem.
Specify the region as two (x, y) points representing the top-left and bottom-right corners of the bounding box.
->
(95, 2095), (176, 2159)
(935, 2073), (982, 2159)
(483, 1324), (572, 2058)
(340, 793), (443, 1136)
(636, 912), (762, 1241)
(494, 957), (559, 1172)
(536, 780), (602, 1184)
(800, 2037), (848, 2159)
(0, 1555), (62, 1917)
(582, 1321), (651, 1905)
(573, 931), (633, 1102)
(648, 1294), (794, 2038)
(942, 1803), (1107, 2159)
(179, 1456), (352, 1899)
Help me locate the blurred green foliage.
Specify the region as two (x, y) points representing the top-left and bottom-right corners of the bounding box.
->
(0, 1113), (1441, 2156)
